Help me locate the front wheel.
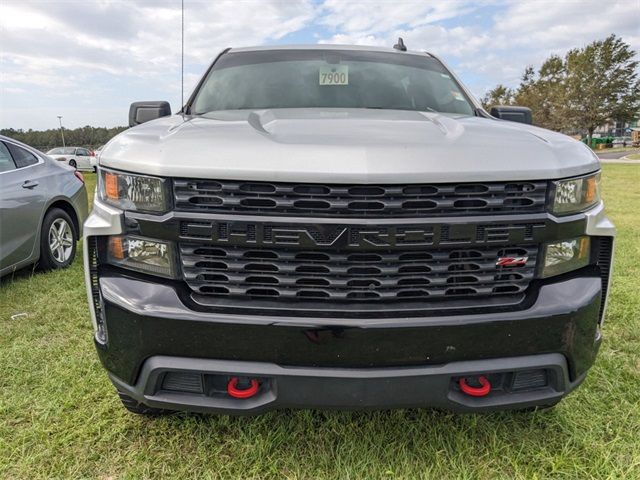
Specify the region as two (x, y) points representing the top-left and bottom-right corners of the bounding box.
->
(39, 208), (77, 270)
(69, 159), (77, 169)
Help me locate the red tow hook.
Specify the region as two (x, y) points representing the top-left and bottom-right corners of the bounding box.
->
(227, 377), (260, 399)
(459, 376), (491, 397)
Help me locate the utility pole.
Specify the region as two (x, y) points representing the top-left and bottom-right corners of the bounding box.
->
(57, 115), (66, 147)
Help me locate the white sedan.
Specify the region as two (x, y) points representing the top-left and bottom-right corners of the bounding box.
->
(46, 147), (96, 171)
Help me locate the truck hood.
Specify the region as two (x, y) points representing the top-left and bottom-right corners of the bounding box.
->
(101, 109), (599, 183)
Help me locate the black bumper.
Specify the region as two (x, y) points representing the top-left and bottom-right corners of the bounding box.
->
(110, 353), (584, 414)
(96, 272), (603, 413)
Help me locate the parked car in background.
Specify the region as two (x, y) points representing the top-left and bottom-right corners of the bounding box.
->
(0, 136), (88, 276)
(46, 146), (96, 171)
(612, 136), (632, 147)
(95, 145), (105, 157)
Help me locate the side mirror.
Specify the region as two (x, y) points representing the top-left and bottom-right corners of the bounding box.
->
(490, 106), (532, 125)
(129, 101), (171, 127)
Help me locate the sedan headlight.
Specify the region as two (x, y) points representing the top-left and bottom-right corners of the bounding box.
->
(551, 172), (600, 215)
(107, 235), (176, 278)
(541, 236), (590, 278)
(98, 168), (169, 213)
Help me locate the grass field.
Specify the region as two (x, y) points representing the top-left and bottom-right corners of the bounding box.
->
(595, 146), (638, 154)
(1, 166), (639, 479)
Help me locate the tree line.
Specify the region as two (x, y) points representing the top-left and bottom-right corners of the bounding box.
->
(481, 35), (639, 144)
(0, 125), (128, 152)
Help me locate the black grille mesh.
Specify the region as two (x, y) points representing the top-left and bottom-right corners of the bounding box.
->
(596, 236), (614, 322)
(174, 179), (548, 217)
(180, 243), (538, 302)
(88, 236), (107, 343)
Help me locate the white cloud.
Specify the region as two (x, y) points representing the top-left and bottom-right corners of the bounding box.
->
(0, 0), (317, 128)
(1, 0), (638, 129)
(317, 0), (639, 96)
(494, 0), (639, 49)
(463, 0), (640, 91)
(319, 0), (479, 37)
(0, 0), (316, 86)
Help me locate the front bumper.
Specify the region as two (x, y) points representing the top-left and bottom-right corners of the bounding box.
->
(111, 353), (584, 414)
(97, 272), (602, 413)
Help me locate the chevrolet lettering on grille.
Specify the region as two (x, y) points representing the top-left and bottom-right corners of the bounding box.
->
(180, 220), (547, 249)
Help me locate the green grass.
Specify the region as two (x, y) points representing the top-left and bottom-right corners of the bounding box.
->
(595, 146), (638, 154)
(624, 153), (640, 160)
(1, 167), (639, 479)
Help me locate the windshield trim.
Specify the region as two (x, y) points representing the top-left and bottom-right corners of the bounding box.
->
(184, 47), (231, 115)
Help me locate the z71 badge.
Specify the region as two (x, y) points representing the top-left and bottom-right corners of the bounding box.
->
(496, 256), (529, 267)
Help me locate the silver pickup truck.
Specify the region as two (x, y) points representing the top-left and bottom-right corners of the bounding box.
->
(84, 43), (615, 415)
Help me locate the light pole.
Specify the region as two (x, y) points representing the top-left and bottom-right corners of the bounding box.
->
(57, 115), (66, 147)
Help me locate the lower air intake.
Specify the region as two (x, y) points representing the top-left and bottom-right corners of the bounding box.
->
(511, 370), (548, 391)
(162, 372), (204, 394)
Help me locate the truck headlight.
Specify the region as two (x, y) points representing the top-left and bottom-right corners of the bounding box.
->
(541, 236), (590, 278)
(98, 168), (169, 213)
(551, 172), (600, 215)
(107, 235), (176, 278)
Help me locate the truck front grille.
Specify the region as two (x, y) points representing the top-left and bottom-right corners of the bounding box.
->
(174, 179), (548, 217)
(180, 243), (538, 303)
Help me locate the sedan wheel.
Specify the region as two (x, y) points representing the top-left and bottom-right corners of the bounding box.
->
(48, 218), (74, 263)
(69, 159), (77, 169)
(39, 208), (77, 270)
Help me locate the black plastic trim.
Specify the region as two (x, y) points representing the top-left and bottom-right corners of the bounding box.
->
(109, 353), (584, 414)
(172, 178), (549, 218)
(125, 210), (586, 248)
(594, 236), (614, 322)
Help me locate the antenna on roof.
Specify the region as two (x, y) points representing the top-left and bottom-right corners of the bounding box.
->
(393, 37), (407, 52)
(181, 0), (184, 109)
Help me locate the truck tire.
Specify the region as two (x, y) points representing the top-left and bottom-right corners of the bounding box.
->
(117, 391), (169, 416)
(39, 208), (77, 271)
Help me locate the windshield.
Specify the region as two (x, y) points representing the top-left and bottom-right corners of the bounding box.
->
(192, 49), (475, 116)
(48, 147), (75, 155)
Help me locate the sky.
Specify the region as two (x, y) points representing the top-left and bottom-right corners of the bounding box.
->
(1, 0), (639, 130)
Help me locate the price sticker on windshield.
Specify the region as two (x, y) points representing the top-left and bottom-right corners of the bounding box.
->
(319, 65), (349, 85)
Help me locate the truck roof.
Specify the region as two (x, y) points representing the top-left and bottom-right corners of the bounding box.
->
(228, 44), (432, 58)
